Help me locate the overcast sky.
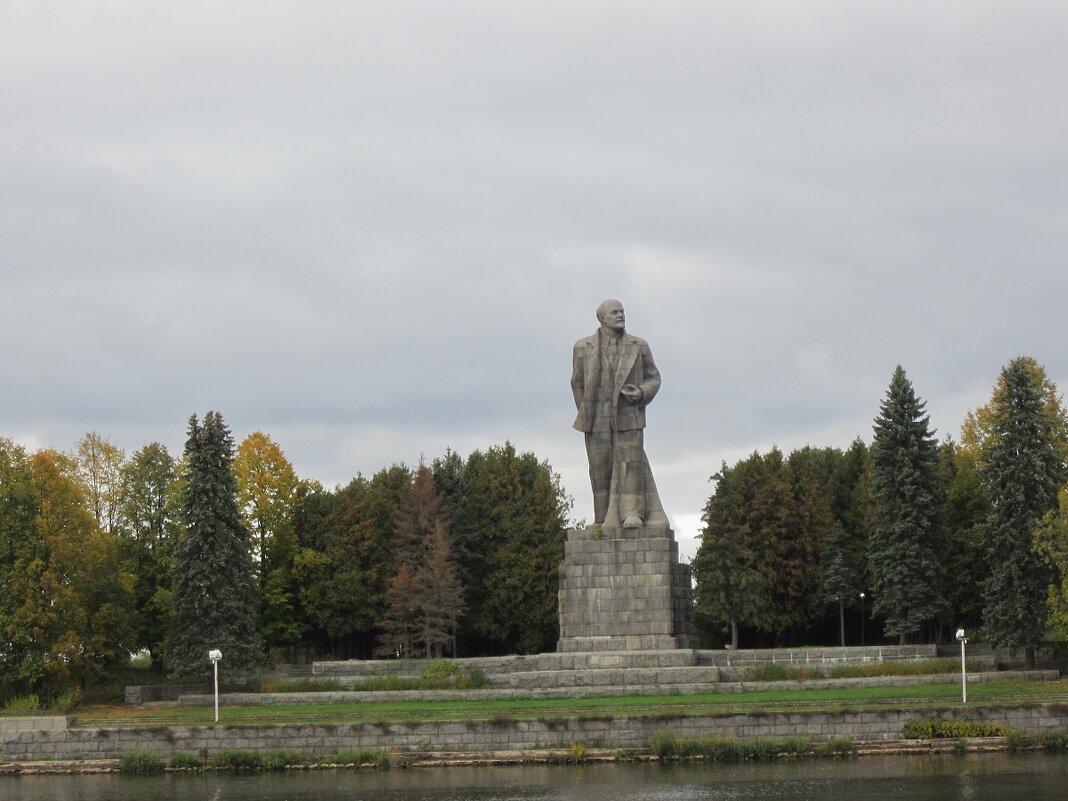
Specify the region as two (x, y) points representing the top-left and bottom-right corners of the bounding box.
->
(3, 2), (1067, 560)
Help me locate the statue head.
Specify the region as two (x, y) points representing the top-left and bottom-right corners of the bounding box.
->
(596, 299), (625, 333)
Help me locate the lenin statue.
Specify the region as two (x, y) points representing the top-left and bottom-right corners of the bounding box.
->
(571, 299), (669, 530)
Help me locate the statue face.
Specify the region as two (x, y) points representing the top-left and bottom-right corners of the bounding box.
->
(598, 301), (626, 332)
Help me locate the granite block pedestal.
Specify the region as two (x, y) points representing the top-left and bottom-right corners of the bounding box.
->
(557, 524), (696, 652)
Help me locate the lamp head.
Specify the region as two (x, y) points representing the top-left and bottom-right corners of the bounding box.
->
(208, 649), (223, 662)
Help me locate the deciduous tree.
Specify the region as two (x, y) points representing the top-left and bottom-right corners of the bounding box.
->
(76, 432), (126, 534)
(119, 442), (179, 665)
(233, 432), (303, 657)
(378, 464), (463, 658)
(4, 449), (134, 696)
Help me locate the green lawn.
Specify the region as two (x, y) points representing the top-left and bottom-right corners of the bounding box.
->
(71, 679), (1068, 729)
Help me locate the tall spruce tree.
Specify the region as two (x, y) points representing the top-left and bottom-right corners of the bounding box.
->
(868, 366), (944, 642)
(979, 357), (1067, 665)
(168, 412), (261, 676)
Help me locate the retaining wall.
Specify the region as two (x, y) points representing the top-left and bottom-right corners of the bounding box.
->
(4, 704), (1067, 762)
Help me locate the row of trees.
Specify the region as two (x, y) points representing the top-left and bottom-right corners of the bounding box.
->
(693, 356), (1068, 664)
(1, 414), (570, 697)
(5, 354), (1064, 699)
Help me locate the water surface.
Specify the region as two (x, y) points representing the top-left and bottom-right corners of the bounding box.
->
(3, 753), (1066, 800)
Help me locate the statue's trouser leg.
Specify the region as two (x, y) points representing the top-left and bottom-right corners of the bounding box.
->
(615, 429), (647, 523)
(585, 431), (612, 525)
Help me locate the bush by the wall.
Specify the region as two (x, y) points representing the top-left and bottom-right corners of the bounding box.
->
(120, 749), (164, 774)
(3, 694), (40, 715)
(208, 749), (264, 770)
(902, 718), (1013, 739)
(167, 752), (203, 770)
(816, 737), (857, 757)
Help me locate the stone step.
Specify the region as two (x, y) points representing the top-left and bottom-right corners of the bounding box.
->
(486, 665), (721, 689)
(313, 649), (698, 678)
(694, 645), (940, 667)
(175, 669), (1061, 708)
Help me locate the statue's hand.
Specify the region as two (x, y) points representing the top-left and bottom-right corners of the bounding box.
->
(620, 384), (643, 403)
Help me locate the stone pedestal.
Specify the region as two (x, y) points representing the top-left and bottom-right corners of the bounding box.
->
(557, 524), (695, 652)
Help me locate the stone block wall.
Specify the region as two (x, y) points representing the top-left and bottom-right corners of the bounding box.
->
(4, 704), (1067, 762)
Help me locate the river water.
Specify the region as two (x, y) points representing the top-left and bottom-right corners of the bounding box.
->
(3, 754), (1066, 800)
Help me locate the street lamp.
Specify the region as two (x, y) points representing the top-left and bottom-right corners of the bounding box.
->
(208, 649), (223, 723)
(956, 629), (968, 703)
(859, 593), (866, 647)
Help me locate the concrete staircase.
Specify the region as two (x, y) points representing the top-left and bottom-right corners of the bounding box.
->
(127, 644), (1016, 705)
(315, 649), (720, 692)
(310, 644), (990, 694)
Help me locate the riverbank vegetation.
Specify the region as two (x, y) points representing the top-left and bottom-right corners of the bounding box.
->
(119, 747), (391, 775)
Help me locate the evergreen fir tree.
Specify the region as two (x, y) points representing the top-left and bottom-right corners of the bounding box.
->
(868, 366), (944, 642)
(692, 464), (761, 649)
(980, 357), (1067, 664)
(168, 412), (262, 676)
(821, 522), (862, 646)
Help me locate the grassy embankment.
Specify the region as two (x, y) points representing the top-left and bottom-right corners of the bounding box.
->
(71, 679), (1068, 729)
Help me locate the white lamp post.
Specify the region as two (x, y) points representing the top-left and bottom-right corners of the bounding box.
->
(955, 629), (968, 703)
(208, 649), (223, 723)
(859, 593), (866, 646)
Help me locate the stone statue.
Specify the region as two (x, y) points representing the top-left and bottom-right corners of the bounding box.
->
(571, 299), (669, 530)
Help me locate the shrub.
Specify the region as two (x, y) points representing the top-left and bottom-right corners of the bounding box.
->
(745, 663), (810, 682)
(777, 737), (810, 756)
(568, 741), (588, 762)
(648, 728), (681, 759)
(261, 750), (306, 770)
(208, 749), (264, 770)
(1036, 731), (1068, 752)
(694, 737), (744, 761)
(51, 688), (82, 714)
(1004, 730), (1033, 751)
(167, 752), (203, 770)
(614, 749), (635, 762)
(816, 737), (856, 757)
(454, 668), (489, 689)
(4, 694), (40, 715)
(902, 718), (1012, 739)
(120, 749), (164, 774)
(650, 732), (812, 762)
(422, 659), (461, 682)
